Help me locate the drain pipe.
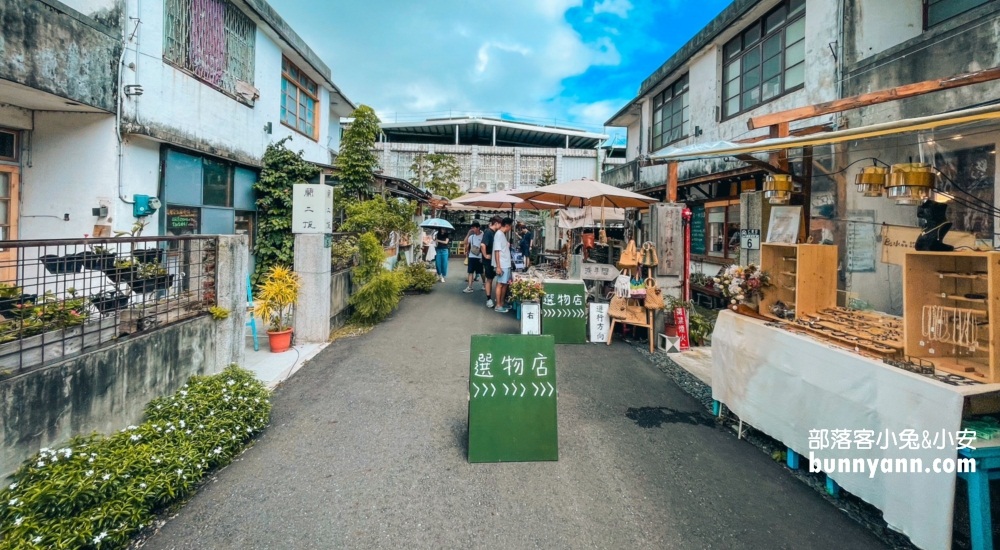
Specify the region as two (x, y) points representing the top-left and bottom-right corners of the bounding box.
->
(116, 0), (134, 208)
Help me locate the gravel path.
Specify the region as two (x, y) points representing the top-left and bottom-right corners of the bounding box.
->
(141, 264), (887, 549)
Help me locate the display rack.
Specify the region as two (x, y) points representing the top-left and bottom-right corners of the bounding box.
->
(903, 251), (1000, 382)
(759, 243), (838, 320)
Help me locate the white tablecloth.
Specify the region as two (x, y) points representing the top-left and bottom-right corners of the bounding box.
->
(712, 310), (1000, 550)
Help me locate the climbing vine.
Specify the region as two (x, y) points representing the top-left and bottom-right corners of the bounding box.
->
(252, 137), (320, 283)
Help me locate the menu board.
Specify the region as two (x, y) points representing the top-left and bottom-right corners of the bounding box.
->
(468, 334), (558, 462)
(845, 210), (876, 273)
(689, 205), (706, 255)
(166, 205), (199, 232)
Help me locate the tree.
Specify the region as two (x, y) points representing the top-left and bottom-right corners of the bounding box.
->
(340, 195), (417, 245)
(538, 168), (556, 186)
(253, 137), (320, 284)
(335, 105), (381, 200)
(410, 153), (462, 198)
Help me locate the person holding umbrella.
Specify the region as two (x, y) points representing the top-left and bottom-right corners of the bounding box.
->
(434, 229), (451, 282)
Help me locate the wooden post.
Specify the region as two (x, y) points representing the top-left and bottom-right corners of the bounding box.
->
(667, 162), (678, 203)
(800, 145), (813, 244)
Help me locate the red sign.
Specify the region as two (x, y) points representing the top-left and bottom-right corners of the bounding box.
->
(673, 307), (690, 351)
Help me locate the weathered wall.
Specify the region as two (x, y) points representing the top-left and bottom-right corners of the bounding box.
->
(0, 316), (218, 478)
(843, 1), (1000, 124)
(0, 0), (121, 112)
(329, 268), (354, 330)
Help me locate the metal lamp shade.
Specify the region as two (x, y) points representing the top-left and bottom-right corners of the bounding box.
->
(763, 174), (794, 205)
(886, 163), (935, 205)
(854, 166), (889, 197)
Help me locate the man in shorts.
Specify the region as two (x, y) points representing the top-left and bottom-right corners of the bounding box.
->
(463, 222), (483, 293)
(492, 217), (514, 313)
(480, 216), (501, 308)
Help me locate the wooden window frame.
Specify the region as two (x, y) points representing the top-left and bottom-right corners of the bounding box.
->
(281, 56), (320, 141)
(721, 0), (805, 121)
(703, 199), (741, 261)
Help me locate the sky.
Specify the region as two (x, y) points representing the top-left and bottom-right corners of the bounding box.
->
(271, 0), (731, 137)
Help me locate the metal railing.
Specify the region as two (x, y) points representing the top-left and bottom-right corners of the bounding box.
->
(0, 236), (218, 377)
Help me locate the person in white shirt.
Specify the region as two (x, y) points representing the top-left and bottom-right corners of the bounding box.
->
(492, 217), (514, 313)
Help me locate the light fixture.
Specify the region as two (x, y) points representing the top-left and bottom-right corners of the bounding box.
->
(854, 165), (889, 197)
(763, 174), (794, 205)
(886, 163), (935, 205)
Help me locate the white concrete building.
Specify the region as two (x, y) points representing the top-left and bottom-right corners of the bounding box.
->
(0, 0), (353, 246)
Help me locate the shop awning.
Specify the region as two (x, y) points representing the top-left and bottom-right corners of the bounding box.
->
(650, 103), (1000, 162)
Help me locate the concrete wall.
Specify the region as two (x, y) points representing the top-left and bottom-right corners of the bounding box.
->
(0, 315), (217, 477)
(0, 0), (121, 112)
(329, 268), (354, 330)
(123, 0), (333, 167)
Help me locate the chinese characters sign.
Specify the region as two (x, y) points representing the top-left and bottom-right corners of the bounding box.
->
(580, 263), (620, 281)
(292, 184), (333, 234)
(521, 302), (541, 335)
(589, 302), (610, 343)
(468, 334), (558, 463)
(541, 281), (586, 344)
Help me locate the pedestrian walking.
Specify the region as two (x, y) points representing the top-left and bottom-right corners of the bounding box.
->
(480, 216), (502, 308)
(464, 222), (484, 293)
(492, 217), (514, 313)
(434, 229), (450, 282)
(517, 224), (533, 269)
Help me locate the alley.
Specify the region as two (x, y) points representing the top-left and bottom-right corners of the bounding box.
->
(142, 265), (886, 549)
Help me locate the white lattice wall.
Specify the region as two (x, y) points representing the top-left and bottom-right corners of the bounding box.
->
(519, 156), (556, 187)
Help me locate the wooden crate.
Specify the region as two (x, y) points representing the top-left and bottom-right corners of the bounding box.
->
(759, 243), (838, 320)
(903, 251), (1000, 382)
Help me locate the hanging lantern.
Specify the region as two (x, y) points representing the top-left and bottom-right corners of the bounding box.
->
(854, 166), (889, 197)
(763, 174), (794, 205)
(886, 163), (935, 205)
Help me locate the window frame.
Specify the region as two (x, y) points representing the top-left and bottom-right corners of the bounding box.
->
(924, 0), (990, 28)
(703, 199), (741, 261)
(281, 57), (320, 141)
(651, 74), (690, 151)
(721, 0), (805, 121)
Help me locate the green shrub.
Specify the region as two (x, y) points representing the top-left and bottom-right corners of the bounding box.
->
(352, 232), (384, 285)
(350, 271), (403, 324)
(399, 264), (436, 293)
(331, 234), (358, 272)
(0, 365), (270, 549)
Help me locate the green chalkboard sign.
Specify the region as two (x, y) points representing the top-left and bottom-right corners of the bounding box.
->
(690, 205), (706, 255)
(468, 334), (558, 463)
(541, 280), (587, 344)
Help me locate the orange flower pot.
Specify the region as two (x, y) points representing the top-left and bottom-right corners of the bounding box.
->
(267, 329), (293, 353)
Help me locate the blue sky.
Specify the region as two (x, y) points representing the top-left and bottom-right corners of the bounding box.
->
(272, 0), (731, 136)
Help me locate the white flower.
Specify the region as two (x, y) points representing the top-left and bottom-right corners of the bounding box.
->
(127, 425), (137, 431)
(33, 536), (42, 543)
(85, 470), (94, 477)
(60, 448), (72, 458)
(213, 447), (222, 455)
(186, 430), (193, 435)
(93, 531), (107, 544)
(227, 379), (235, 386)
(36, 461), (45, 468)
(102, 473), (111, 481)
(8, 482), (17, 490)
(176, 469), (184, 476)
(130, 434), (142, 442)
(9, 498), (19, 506)
(88, 457), (94, 463)
(14, 516), (23, 526)
(139, 482), (147, 489)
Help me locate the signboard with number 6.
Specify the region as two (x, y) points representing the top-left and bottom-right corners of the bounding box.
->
(740, 228), (761, 250)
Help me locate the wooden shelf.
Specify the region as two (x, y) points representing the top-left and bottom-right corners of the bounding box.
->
(904, 250), (1000, 383)
(759, 244), (837, 321)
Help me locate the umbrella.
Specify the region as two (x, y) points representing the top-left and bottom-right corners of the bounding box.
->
(420, 218), (455, 230)
(512, 178), (656, 209)
(451, 191), (562, 211)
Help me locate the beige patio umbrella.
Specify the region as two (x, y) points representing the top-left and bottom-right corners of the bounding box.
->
(451, 191), (562, 211)
(512, 178), (656, 209)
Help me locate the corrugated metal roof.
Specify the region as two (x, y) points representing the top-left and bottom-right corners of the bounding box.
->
(379, 118), (608, 149)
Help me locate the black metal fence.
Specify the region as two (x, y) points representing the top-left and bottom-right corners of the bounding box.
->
(0, 235), (218, 376)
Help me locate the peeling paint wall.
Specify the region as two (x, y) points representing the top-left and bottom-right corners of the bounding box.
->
(0, 0), (122, 112)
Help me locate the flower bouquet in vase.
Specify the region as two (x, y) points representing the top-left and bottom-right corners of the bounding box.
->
(713, 263), (771, 316)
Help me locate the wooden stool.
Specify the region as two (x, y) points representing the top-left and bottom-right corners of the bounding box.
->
(606, 309), (655, 353)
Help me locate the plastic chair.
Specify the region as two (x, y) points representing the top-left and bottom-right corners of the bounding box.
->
(246, 276), (259, 351)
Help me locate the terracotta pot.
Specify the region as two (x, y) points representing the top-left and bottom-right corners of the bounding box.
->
(665, 323), (678, 337)
(267, 329), (293, 353)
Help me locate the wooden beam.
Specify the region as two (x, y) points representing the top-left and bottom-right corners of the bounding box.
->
(734, 123), (834, 144)
(667, 162), (678, 202)
(747, 66), (1000, 130)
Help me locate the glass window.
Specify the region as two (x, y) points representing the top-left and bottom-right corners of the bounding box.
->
(926, 0), (989, 28)
(721, 0), (806, 118)
(651, 74), (690, 150)
(281, 57), (319, 139)
(203, 157), (232, 207)
(704, 204), (741, 259)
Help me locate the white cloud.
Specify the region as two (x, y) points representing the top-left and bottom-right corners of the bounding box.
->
(273, 0), (623, 128)
(593, 0), (633, 18)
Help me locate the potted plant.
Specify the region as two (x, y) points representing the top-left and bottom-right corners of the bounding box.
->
(81, 245), (117, 271)
(90, 290), (130, 314)
(125, 262), (174, 293)
(253, 265), (300, 353)
(0, 283), (36, 317)
(39, 252), (85, 274)
(103, 258), (137, 284)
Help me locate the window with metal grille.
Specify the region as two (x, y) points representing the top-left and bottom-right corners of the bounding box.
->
(652, 74), (689, 151)
(721, 0), (805, 119)
(925, 0), (990, 27)
(281, 57), (319, 139)
(163, 0), (256, 103)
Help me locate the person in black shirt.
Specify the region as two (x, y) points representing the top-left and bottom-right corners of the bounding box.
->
(480, 216), (501, 308)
